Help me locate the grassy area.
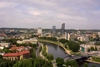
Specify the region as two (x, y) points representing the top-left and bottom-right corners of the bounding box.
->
(38, 39), (61, 46)
(91, 57), (100, 62)
(70, 52), (83, 55)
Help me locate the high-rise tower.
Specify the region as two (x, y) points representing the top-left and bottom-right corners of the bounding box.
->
(52, 26), (56, 34)
(61, 23), (65, 34)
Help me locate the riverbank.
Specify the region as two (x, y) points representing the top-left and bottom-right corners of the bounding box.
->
(85, 60), (100, 64)
(38, 39), (71, 55)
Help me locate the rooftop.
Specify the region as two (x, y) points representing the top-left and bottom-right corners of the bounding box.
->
(3, 51), (30, 57)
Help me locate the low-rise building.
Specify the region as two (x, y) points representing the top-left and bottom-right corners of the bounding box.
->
(17, 38), (37, 44)
(3, 51), (30, 61)
(9, 46), (32, 51)
(0, 43), (11, 47)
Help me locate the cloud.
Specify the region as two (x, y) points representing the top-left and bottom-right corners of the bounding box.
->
(0, 0), (100, 29)
(0, 1), (17, 8)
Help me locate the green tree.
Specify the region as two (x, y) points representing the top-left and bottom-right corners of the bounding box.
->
(83, 62), (88, 67)
(13, 59), (33, 67)
(65, 60), (70, 67)
(0, 62), (7, 67)
(68, 41), (80, 52)
(47, 54), (54, 60)
(92, 65), (96, 67)
(0, 55), (3, 59)
(91, 47), (94, 50)
(31, 52), (36, 59)
(88, 49), (90, 52)
(56, 57), (64, 66)
(34, 57), (45, 67)
(94, 47), (97, 51)
(59, 39), (68, 44)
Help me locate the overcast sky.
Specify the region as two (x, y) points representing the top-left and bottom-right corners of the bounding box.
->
(0, 0), (100, 29)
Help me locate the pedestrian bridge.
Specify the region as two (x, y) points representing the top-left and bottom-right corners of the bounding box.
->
(64, 52), (98, 62)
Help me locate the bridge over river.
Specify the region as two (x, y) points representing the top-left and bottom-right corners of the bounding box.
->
(64, 52), (98, 62)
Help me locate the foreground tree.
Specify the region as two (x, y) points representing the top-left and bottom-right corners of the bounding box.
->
(47, 54), (54, 60)
(65, 60), (78, 67)
(92, 65), (96, 67)
(31, 52), (36, 59)
(13, 59), (33, 67)
(56, 57), (64, 66)
(83, 62), (88, 67)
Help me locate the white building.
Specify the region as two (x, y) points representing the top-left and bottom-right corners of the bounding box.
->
(17, 38), (37, 44)
(0, 46), (4, 50)
(37, 28), (42, 34)
(98, 32), (100, 37)
(0, 43), (11, 47)
(77, 36), (89, 41)
(65, 32), (70, 40)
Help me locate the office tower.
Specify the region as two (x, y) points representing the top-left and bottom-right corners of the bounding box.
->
(37, 27), (42, 34)
(52, 26), (56, 34)
(61, 23), (65, 34)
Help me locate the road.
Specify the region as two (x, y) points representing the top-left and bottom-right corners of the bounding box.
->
(35, 42), (41, 57)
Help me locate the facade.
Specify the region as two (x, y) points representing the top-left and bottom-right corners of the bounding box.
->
(61, 23), (65, 35)
(37, 28), (42, 34)
(3, 51), (30, 61)
(77, 36), (89, 41)
(0, 43), (11, 47)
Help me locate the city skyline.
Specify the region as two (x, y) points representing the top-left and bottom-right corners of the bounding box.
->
(0, 0), (100, 29)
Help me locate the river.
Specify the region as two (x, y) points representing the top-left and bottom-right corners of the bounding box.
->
(42, 42), (100, 67)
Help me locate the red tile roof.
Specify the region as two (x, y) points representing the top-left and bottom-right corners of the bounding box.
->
(3, 51), (30, 57)
(3, 53), (19, 57)
(18, 51), (30, 54)
(10, 46), (24, 50)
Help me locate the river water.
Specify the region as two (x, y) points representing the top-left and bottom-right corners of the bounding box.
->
(42, 42), (100, 67)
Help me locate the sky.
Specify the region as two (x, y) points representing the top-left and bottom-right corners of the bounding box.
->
(0, 0), (100, 29)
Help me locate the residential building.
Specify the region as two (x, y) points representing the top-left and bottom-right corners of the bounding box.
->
(0, 43), (11, 47)
(65, 32), (70, 40)
(77, 36), (89, 42)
